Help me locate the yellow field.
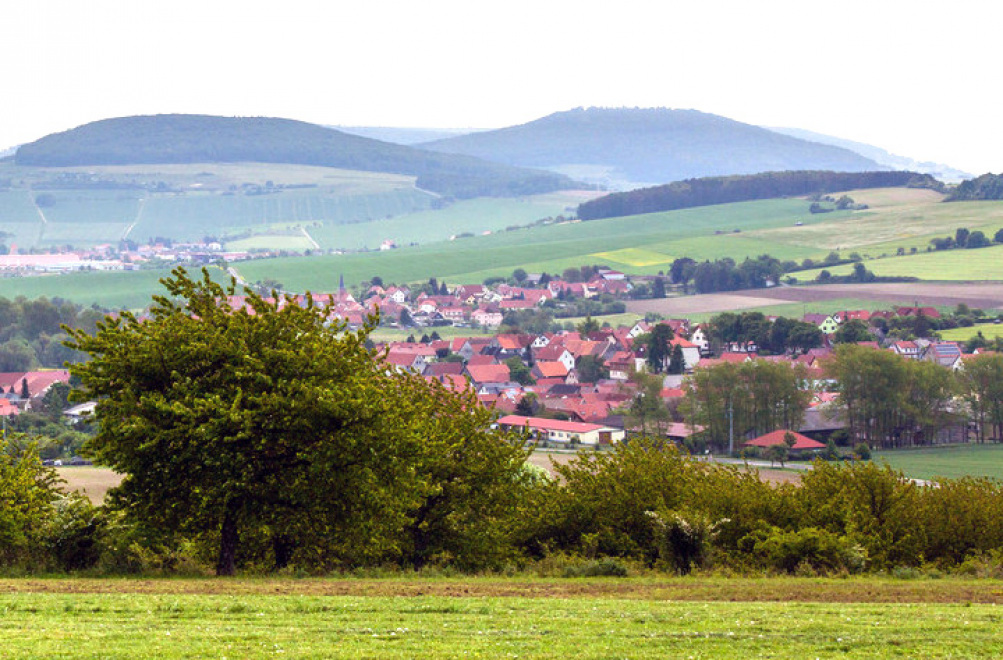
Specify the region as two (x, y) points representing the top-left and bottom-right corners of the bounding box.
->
(591, 247), (674, 267)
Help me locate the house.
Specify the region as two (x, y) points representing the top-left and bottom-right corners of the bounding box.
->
(465, 363), (511, 385)
(669, 336), (701, 370)
(924, 341), (963, 369)
(471, 309), (503, 327)
(743, 429), (825, 451)
(532, 361), (570, 381)
(533, 345), (576, 372)
(892, 341), (922, 359)
(496, 415), (625, 446)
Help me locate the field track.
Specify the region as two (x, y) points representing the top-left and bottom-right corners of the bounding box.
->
(627, 282), (1003, 316)
(3, 577), (1003, 603)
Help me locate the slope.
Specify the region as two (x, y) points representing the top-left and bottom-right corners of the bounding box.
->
(13, 114), (576, 199)
(419, 107), (884, 190)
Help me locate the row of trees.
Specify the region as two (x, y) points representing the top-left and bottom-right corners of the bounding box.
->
(11, 432), (1003, 577)
(0, 296), (108, 370)
(681, 344), (1003, 451)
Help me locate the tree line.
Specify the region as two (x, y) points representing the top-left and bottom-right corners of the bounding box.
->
(10, 431), (1003, 578)
(577, 170), (942, 221)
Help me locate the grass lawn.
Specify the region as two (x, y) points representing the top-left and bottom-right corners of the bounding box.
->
(939, 324), (1003, 342)
(876, 443), (1003, 481)
(3, 577), (1003, 658)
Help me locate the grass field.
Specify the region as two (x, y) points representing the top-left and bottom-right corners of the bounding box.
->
(0, 265), (231, 311)
(939, 324), (1003, 342)
(876, 443), (1003, 481)
(236, 198), (835, 291)
(3, 578), (1003, 658)
(796, 244), (1003, 281)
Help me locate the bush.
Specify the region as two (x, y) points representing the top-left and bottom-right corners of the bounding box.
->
(740, 526), (868, 574)
(647, 509), (722, 575)
(854, 443), (872, 460)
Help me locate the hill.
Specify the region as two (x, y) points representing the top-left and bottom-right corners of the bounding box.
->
(578, 170), (942, 221)
(419, 107), (885, 190)
(769, 126), (971, 182)
(13, 115), (576, 199)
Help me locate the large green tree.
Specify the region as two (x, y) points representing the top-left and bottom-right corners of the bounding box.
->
(66, 268), (529, 575)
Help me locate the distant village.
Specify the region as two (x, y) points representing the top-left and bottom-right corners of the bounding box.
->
(1, 256), (992, 457)
(0, 240), (255, 274)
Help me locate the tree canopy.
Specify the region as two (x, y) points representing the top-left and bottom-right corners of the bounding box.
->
(66, 268), (530, 575)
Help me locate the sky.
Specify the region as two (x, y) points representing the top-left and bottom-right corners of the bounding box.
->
(4, 0), (1002, 174)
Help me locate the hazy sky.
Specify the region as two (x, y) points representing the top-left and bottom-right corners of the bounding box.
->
(4, 0), (1002, 174)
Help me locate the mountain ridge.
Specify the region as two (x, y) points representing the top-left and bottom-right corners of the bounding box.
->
(418, 107), (887, 190)
(13, 114), (578, 199)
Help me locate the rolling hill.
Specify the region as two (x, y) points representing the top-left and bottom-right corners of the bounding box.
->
(419, 107), (885, 190)
(769, 126), (970, 182)
(13, 114), (577, 199)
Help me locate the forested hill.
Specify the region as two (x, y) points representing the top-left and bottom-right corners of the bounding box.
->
(947, 173), (1003, 201)
(419, 107), (885, 189)
(13, 115), (577, 199)
(578, 170), (942, 220)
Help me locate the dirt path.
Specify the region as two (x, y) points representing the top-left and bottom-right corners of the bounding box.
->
(3, 576), (1002, 603)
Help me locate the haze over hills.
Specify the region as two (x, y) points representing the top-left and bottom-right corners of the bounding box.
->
(13, 115), (577, 199)
(418, 107), (886, 191)
(333, 126), (486, 145)
(768, 126), (971, 182)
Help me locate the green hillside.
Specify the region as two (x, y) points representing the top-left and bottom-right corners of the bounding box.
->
(420, 107), (884, 189)
(14, 114), (577, 199)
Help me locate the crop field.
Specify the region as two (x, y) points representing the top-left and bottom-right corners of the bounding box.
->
(236, 198), (836, 291)
(304, 191), (592, 251)
(130, 187), (435, 245)
(876, 443), (1003, 481)
(3, 578), (1003, 658)
(0, 190), (41, 224)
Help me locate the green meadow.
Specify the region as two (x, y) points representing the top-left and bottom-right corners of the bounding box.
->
(876, 443), (1003, 481)
(939, 324), (1003, 342)
(796, 244), (1003, 281)
(3, 579), (1003, 658)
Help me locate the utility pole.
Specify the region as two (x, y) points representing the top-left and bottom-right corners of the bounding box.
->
(728, 397), (734, 457)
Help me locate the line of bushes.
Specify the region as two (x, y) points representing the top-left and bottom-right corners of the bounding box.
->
(9, 435), (1003, 577)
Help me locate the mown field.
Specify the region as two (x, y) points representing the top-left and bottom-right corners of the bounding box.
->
(3, 578), (1003, 658)
(876, 443), (1003, 481)
(0, 265), (229, 310)
(939, 324), (1003, 342)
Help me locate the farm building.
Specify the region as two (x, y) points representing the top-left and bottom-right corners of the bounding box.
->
(496, 415), (625, 447)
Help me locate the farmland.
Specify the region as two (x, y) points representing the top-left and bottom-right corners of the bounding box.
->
(876, 444), (1003, 481)
(796, 244), (1003, 281)
(2, 578), (1003, 658)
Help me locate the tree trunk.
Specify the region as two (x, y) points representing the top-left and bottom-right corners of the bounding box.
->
(216, 500), (241, 576)
(273, 535), (294, 571)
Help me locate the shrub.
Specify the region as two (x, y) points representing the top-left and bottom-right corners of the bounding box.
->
(647, 509), (723, 575)
(740, 526), (868, 574)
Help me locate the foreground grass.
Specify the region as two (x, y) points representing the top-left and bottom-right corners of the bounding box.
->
(3, 577), (1003, 658)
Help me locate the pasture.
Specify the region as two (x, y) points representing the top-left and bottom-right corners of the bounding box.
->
(0, 265), (230, 311)
(2, 578), (1003, 658)
(796, 245), (1003, 281)
(876, 443), (1003, 481)
(939, 324), (1003, 342)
